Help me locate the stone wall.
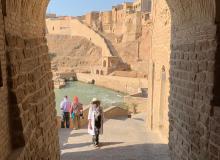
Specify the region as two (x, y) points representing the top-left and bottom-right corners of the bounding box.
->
(147, 0), (220, 159)
(146, 0), (171, 139)
(0, 0), (60, 159)
(169, 3), (217, 159)
(0, 1), (11, 159)
(1, 1), (220, 160)
(100, 11), (112, 33)
(85, 12), (100, 27)
(104, 106), (128, 119)
(122, 11), (142, 42)
(76, 73), (148, 94)
(124, 96), (148, 113)
(46, 18), (112, 57)
(168, 0), (218, 159)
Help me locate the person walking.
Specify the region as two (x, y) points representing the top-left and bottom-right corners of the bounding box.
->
(88, 98), (104, 147)
(60, 96), (71, 128)
(71, 96), (83, 130)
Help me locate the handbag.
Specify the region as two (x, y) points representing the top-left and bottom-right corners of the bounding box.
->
(71, 112), (75, 119)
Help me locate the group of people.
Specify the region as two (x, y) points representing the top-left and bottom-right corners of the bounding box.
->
(60, 96), (104, 147)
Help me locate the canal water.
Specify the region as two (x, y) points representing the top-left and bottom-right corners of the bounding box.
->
(55, 81), (126, 115)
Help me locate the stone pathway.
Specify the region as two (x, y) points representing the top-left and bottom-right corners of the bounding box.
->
(59, 113), (171, 160)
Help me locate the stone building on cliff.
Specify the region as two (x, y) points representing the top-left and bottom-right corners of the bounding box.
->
(133, 0), (151, 12)
(100, 11), (113, 33)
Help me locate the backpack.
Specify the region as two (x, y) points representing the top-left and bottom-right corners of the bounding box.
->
(95, 115), (102, 129)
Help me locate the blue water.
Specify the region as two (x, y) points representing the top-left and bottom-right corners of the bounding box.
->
(55, 81), (126, 115)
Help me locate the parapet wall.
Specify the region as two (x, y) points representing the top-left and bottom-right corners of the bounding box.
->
(46, 18), (112, 57)
(76, 73), (148, 94)
(124, 96), (148, 113)
(104, 106), (128, 119)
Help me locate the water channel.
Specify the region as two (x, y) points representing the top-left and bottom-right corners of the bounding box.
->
(55, 81), (126, 115)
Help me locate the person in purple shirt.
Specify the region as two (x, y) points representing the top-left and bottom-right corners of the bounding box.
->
(60, 96), (71, 128)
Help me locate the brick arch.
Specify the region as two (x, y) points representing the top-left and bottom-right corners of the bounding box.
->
(0, 0), (220, 160)
(147, 0), (220, 159)
(0, 0), (59, 159)
(155, 0), (218, 159)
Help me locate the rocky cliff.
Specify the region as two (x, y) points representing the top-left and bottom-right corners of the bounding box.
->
(47, 35), (102, 73)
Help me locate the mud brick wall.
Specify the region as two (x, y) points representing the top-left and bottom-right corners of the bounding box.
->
(0, 1), (11, 159)
(146, 0), (171, 140)
(169, 24), (217, 160)
(147, 0), (220, 160)
(148, 0), (220, 159)
(0, 0), (60, 159)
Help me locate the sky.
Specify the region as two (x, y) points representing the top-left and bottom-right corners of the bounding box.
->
(47, 0), (133, 16)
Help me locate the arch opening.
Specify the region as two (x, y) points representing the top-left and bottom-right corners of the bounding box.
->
(103, 60), (107, 67)
(1, 0), (220, 160)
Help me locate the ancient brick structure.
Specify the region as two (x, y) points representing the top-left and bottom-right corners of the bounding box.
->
(0, 0), (220, 160)
(146, 0), (171, 141)
(0, 0), (59, 159)
(100, 11), (113, 33)
(147, 0), (220, 159)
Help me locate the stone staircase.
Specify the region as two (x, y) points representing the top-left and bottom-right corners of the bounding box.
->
(59, 113), (171, 160)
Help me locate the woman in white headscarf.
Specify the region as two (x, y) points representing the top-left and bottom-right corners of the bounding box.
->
(88, 98), (104, 147)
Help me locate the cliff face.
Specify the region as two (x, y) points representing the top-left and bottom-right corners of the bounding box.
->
(47, 35), (102, 73)
(102, 28), (151, 74)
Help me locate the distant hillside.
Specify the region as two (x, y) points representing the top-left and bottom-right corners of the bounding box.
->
(47, 35), (102, 73)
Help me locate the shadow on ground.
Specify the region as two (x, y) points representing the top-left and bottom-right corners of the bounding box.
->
(62, 142), (123, 150)
(61, 143), (170, 160)
(59, 129), (72, 146)
(70, 132), (88, 138)
(133, 118), (145, 122)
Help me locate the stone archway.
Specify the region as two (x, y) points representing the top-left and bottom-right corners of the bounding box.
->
(167, 0), (217, 159)
(148, 0), (220, 159)
(0, 0), (220, 160)
(0, 0), (59, 159)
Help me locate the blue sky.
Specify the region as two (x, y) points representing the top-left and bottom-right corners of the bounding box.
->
(47, 0), (133, 16)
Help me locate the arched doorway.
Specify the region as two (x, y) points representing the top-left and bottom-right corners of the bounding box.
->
(103, 60), (107, 67)
(1, 0), (220, 160)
